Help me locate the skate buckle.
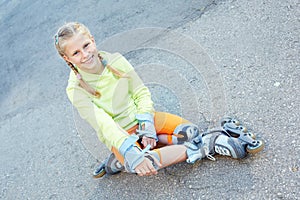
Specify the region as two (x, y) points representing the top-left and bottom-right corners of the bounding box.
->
(206, 154), (216, 161)
(204, 146), (216, 161)
(223, 123), (256, 146)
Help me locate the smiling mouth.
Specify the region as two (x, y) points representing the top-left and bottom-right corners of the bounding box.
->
(83, 55), (94, 64)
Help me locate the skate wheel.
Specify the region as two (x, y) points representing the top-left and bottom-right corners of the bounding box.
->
(246, 140), (265, 154)
(93, 169), (106, 178)
(93, 164), (106, 178)
(220, 117), (232, 126)
(233, 119), (240, 126)
(247, 132), (256, 139)
(238, 126), (248, 133)
(221, 117), (240, 126)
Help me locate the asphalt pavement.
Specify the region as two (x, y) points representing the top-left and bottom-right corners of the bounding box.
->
(0, 0), (299, 199)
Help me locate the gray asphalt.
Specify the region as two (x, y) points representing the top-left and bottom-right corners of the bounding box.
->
(0, 0), (299, 199)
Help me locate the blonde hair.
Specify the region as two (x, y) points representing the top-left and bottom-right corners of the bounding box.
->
(54, 22), (127, 98)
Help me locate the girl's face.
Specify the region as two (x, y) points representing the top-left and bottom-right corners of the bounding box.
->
(63, 33), (101, 73)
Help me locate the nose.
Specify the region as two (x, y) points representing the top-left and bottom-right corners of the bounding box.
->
(82, 49), (89, 59)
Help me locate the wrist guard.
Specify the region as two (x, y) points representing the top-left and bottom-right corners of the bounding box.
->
(119, 135), (151, 173)
(135, 113), (158, 141)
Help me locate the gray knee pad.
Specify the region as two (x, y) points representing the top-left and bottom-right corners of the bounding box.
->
(174, 123), (200, 144)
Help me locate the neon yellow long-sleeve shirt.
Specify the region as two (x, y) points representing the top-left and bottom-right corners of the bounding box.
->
(66, 52), (154, 150)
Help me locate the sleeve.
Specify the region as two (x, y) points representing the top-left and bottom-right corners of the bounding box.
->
(128, 69), (155, 115)
(66, 79), (129, 150)
(107, 52), (155, 115)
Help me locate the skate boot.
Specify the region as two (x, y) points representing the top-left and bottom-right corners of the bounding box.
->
(220, 117), (265, 154)
(201, 132), (248, 158)
(93, 153), (124, 178)
(184, 131), (248, 163)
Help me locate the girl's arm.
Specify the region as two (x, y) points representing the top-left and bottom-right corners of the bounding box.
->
(119, 55), (157, 146)
(107, 52), (155, 114)
(105, 52), (157, 147)
(66, 84), (128, 150)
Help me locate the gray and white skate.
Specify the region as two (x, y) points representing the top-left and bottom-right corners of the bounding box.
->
(93, 153), (124, 178)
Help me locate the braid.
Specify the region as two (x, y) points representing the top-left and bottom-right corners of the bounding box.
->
(98, 53), (129, 78)
(98, 53), (103, 61)
(55, 22), (101, 98)
(66, 61), (79, 76)
(66, 61), (101, 98)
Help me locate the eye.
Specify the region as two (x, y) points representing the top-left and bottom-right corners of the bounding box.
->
(84, 42), (90, 48)
(72, 51), (79, 56)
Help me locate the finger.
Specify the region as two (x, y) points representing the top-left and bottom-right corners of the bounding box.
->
(148, 162), (158, 175)
(151, 140), (156, 148)
(147, 156), (160, 175)
(142, 137), (148, 147)
(148, 165), (157, 175)
(143, 159), (155, 175)
(146, 140), (152, 148)
(136, 170), (143, 176)
(144, 165), (152, 176)
(148, 139), (153, 148)
(135, 165), (143, 176)
(153, 140), (156, 147)
(151, 142), (154, 149)
(136, 166), (146, 176)
(142, 140), (147, 148)
(143, 137), (150, 147)
(137, 159), (154, 176)
(146, 167), (152, 176)
(146, 138), (152, 148)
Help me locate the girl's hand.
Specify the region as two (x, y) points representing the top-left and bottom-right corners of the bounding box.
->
(141, 136), (157, 149)
(135, 156), (161, 176)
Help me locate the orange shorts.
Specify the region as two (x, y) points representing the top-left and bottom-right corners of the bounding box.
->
(111, 111), (190, 164)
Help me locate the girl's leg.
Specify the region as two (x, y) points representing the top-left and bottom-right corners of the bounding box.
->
(111, 144), (187, 170)
(112, 112), (194, 176)
(152, 145), (187, 168)
(133, 144), (187, 176)
(111, 112), (197, 166)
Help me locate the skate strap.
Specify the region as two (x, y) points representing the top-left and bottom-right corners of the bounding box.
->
(201, 132), (220, 161)
(209, 133), (220, 155)
(202, 133), (220, 161)
(203, 146), (216, 161)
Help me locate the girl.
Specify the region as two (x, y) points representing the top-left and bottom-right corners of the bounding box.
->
(54, 22), (249, 177)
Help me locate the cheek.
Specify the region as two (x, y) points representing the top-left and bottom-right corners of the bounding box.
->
(68, 56), (81, 64)
(90, 43), (98, 52)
